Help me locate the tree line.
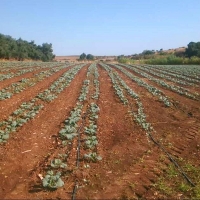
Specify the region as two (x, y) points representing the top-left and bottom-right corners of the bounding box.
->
(0, 33), (55, 61)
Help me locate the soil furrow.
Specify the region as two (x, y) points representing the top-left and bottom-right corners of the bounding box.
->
(0, 65), (88, 199)
(0, 66), (73, 121)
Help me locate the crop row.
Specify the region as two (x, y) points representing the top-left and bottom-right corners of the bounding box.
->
(143, 65), (200, 85)
(36, 64), (84, 102)
(82, 63), (101, 163)
(0, 68), (38, 82)
(100, 63), (153, 133)
(134, 65), (195, 86)
(101, 63), (196, 188)
(110, 64), (172, 107)
(0, 64), (85, 143)
(42, 63), (101, 189)
(0, 61), (60, 71)
(120, 64), (200, 101)
(0, 65), (70, 100)
(0, 100), (43, 143)
(151, 65), (200, 80)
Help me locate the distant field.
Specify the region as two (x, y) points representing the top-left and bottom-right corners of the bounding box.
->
(54, 55), (80, 62)
(54, 55), (117, 62)
(0, 61), (200, 199)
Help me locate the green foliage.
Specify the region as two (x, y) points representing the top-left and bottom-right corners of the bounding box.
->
(86, 54), (94, 60)
(79, 53), (94, 60)
(42, 171), (64, 189)
(85, 136), (98, 149)
(166, 164), (178, 178)
(185, 41), (200, 58)
(117, 41), (200, 64)
(143, 55), (200, 65)
(118, 57), (135, 64)
(142, 50), (155, 55)
(79, 53), (86, 60)
(185, 56), (200, 64)
(0, 33), (55, 61)
(153, 178), (173, 195)
(84, 123), (97, 135)
(59, 126), (77, 140)
(50, 159), (67, 169)
(84, 152), (102, 162)
(178, 182), (190, 192)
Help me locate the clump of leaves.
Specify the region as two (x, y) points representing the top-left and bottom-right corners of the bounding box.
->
(59, 126), (77, 140)
(50, 159), (67, 169)
(84, 152), (102, 162)
(42, 170), (64, 189)
(84, 123), (97, 135)
(0, 130), (9, 143)
(85, 136), (98, 149)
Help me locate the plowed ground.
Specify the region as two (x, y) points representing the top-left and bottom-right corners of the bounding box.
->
(0, 63), (200, 199)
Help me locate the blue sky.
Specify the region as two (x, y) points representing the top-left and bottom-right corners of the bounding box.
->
(1, 0), (200, 55)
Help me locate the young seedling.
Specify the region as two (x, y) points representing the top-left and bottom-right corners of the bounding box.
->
(42, 170), (64, 189)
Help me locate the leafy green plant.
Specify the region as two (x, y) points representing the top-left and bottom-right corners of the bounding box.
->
(84, 123), (97, 135)
(59, 126), (77, 140)
(85, 136), (98, 149)
(84, 152), (102, 162)
(42, 170), (64, 189)
(50, 159), (67, 169)
(0, 130), (9, 143)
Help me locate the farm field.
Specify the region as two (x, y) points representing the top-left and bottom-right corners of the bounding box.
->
(0, 62), (200, 199)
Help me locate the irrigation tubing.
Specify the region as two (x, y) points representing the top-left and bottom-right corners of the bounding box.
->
(147, 132), (195, 187)
(128, 101), (195, 187)
(72, 180), (78, 200)
(72, 68), (100, 199)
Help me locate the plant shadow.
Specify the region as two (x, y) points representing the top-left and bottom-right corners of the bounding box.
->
(29, 183), (57, 193)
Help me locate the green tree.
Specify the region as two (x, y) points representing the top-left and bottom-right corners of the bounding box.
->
(40, 43), (55, 61)
(185, 42), (200, 58)
(80, 53), (86, 60)
(0, 33), (55, 61)
(142, 50), (155, 55)
(86, 54), (94, 60)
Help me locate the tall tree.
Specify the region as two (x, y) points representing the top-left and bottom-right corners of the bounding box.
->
(79, 53), (86, 60)
(185, 42), (200, 58)
(86, 54), (94, 60)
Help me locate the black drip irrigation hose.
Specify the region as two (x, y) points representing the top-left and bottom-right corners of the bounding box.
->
(147, 132), (195, 187)
(72, 180), (78, 200)
(71, 109), (90, 200)
(128, 102), (195, 187)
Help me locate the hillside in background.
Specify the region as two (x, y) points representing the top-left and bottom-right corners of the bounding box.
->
(118, 42), (200, 65)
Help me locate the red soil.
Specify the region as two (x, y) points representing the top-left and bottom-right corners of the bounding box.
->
(0, 66), (73, 121)
(0, 63), (199, 199)
(0, 65), (88, 199)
